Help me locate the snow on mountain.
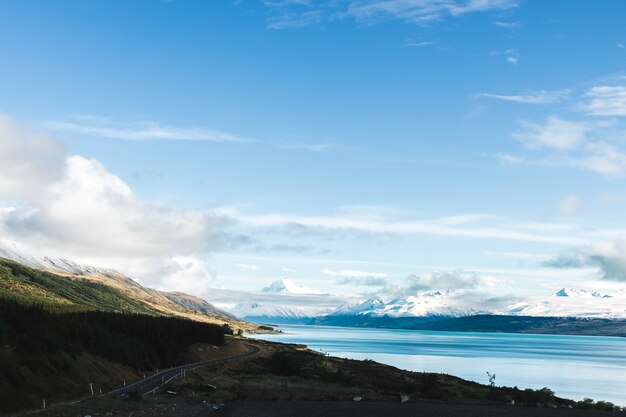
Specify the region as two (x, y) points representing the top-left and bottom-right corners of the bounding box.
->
(553, 288), (610, 298)
(228, 278), (330, 323)
(330, 287), (626, 320)
(0, 240), (237, 322)
(0, 240), (116, 278)
(331, 290), (482, 319)
(261, 278), (325, 295)
(230, 302), (310, 321)
(332, 296), (387, 316)
(503, 289), (626, 319)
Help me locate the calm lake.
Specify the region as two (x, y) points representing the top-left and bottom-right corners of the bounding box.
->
(249, 324), (626, 406)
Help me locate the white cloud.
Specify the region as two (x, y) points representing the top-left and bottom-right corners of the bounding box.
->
(498, 148), (626, 178)
(582, 86), (626, 116)
(322, 268), (388, 278)
(267, 10), (324, 29)
(12, 155), (231, 257)
(559, 195), (582, 216)
(570, 142), (626, 177)
(0, 115), (67, 200)
(238, 263), (261, 270)
(43, 116), (250, 142)
(0, 115), (241, 295)
(282, 267), (296, 272)
(478, 89), (570, 104)
(514, 116), (588, 150)
(506, 56), (518, 65)
(404, 40), (434, 47)
(336, 276), (389, 287)
(493, 21), (520, 28)
(405, 270), (483, 291)
(547, 237), (626, 282)
(128, 255), (216, 296)
(498, 85), (626, 178)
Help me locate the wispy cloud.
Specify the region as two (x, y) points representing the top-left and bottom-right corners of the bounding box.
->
(477, 89), (570, 104)
(323, 268), (388, 278)
(238, 263), (261, 270)
(236, 210), (587, 245)
(44, 115), (338, 153)
(582, 86), (626, 116)
(404, 40), (434, 47)
(347, 0), (518, 24)
(490, 48), (520, 65)
(498, 84), (626, 178)
(498, 147), (626, 178)
(513, 116), (588, 150)
(493, 20), (520, 28)
(43, 116), (251, 143)
(264, 0), (519, 29)
(275, 142), (335, 152)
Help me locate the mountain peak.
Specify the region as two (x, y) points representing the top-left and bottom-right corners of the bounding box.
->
(261, 278), (323, 295)
(553, 288), (606, 298)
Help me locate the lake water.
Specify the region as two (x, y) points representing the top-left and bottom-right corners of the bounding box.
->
(249, 324), (626, 406)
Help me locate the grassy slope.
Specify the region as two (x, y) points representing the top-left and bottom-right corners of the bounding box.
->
(0, 257), (257, 332)
(162, 338), (623, 413)
(0, 259), (230, 412)
(0, 257), (154, 313)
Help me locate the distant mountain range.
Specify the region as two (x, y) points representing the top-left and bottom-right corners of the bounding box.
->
(228, 276), (626, 332)
(230, 278), (331, 324)
(3, 240), (625, 336)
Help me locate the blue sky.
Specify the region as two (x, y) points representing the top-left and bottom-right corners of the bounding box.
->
(1, 0), (626, 308)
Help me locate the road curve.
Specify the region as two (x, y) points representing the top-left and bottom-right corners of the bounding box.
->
(102, 343), (261, 398)
(15, 343), (261, 416)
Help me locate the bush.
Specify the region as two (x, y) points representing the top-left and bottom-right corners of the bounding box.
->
(268, 352), (301, 376)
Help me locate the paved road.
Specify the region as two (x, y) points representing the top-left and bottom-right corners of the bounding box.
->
(102, 343), (261, 398)
(15, 343), (261, 416)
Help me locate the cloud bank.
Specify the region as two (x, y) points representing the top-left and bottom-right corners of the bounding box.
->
(546, 237), (626, 282)
(0, 115), (240, 295)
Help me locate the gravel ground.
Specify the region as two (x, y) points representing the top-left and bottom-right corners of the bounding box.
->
(33, 399), (619, 417)
(216, 401), (618, 417)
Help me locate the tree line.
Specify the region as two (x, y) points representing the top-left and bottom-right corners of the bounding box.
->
(0, 296), (228, 370)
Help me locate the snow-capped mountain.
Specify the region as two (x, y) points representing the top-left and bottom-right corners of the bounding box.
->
(332, 296), (387, 316)
(502, 288), (626, 319)
(230, 302), (311, 322)
(0, 240), (117, 278)
(331, 290), (482, 319)
(553, 288), (610, 298)
(327, 287), (626, 322)
(261, 278), (325, 295)
(228, 278), (329, 324)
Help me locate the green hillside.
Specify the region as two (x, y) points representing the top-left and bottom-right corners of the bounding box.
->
(0, 257), (153, 314)
(0, 258), (231, 412)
